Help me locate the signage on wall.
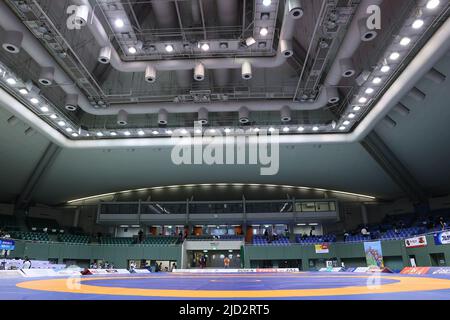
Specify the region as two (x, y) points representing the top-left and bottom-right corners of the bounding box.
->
(405, 235), (427, 248)
(0, 239), (15, 251)
(434, 231), (450, 245)
(314, 243), (329, 254)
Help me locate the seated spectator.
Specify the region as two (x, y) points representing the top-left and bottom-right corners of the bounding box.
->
(439, 217), (447, 230)
(361, 227), (368, 236)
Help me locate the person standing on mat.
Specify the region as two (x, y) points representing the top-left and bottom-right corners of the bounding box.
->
(224, 256), (230, 268)
(22, 257), (31, 269)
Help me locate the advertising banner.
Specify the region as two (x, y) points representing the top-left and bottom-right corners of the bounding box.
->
(363, 241), (384, 268)
(400, 267), (430, 275)
(314, 243), (329, 254)
(0, 239), (15, 250)
(434, 231), (450, 245)
(405, 235), (427, 248)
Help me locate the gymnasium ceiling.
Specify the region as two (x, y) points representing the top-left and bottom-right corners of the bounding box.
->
(0, 0), (449, 205)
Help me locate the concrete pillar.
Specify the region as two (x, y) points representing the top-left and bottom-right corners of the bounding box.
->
(73, 207), (80, 227)
(361, 204), (368, 226)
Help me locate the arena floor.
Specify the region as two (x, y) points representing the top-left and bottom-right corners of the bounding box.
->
(1, 272), (450, 300)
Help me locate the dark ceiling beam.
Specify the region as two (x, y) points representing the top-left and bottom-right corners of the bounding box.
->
(15, 142), (61, 209)
(360, 131), (427, 204)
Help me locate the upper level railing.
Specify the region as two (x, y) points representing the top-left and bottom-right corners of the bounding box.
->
(98, 199), (338, 215)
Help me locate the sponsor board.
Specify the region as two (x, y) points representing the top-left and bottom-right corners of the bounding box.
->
(400, 267), (430, 275)
(86, 269), (109, 275)
(0, 239), (15, 250)
(314, 243), (329, 254)
(430, 267), (450, 275)
(319, 267), (343, 273)
(21, 269), (59, 277)
(173, 268), (299, 273)
(405, 236), (427, 248)
(353, 267), (370, 273)
(131, 269), (151, 274)
(434, 231), (450, 245)
(105, 269), (130, 274)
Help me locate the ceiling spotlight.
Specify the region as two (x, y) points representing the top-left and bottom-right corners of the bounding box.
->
(259, 27), (269, 37)
(389, 52), (400, 60)
(114, 18), (124, 28)
(353, 106), (361, 111)
(30, 98), (39, 104)
(268, 127), (275, 132)
(348, 113), (356, 119)
(312, 126), (319, 132)
(166, 129), (173, 135)
(245, 37), (256, 47)
(96, 132), (103, 137)
(50, 114), (57, 119)
(128, 46), (137, 54)
(152, 130), (159, 135)
(66, 127), (73, 133)
(40, 106), (49, 112)
(224, 128), (231, 133)
(165, 44), (174, 52)
(263, 0), (271, 6)
(124, 131), (131, 136)
(58, 121), (66, 127)
(209, 129), (216, 133)
(195, 129), (202, 134)
(138, 130), (145, 136)
(71, 133), (79, 137)
(19, 88), (28, 95)
(365, 88), (374, 94)
(200, 43), (210, 51)
(400, 37), (411, 46)
(372, 77), (382, 84)
(358, 97), (368, 104)
(426, 0), (440, 9)
(110, 132), (117, 136)
(180, 129), (188, 134)
(339, 126), (346, 131)
(297, 127), (305, 132)
(412, 19), (424, 29)
(343, 121), (350, 126)
(254, 128), (260, 132)
(6, 78), (16, 85)
(379, 66), (390, 75)
(282, 127), (290, 132)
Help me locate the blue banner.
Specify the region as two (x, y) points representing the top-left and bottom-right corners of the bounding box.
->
(434, 231), (450, 245)
(0, 239), (15, 250)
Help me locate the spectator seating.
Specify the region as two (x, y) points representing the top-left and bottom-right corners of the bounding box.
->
(296, 234), (336, 244)
(100, 237), (134, 245)
(12, 231), (49, 242)
(252, 235), (291, 246)
(141, 236), (178, 245)
(26, 217), (59, 232)
(58, 234), (90, 244)
(0, 214), (19, 231)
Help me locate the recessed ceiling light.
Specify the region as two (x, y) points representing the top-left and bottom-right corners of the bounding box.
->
(58, 121), (66, 127)
(201, 43), (210, 51)
(245, 37), (256, 47)
(110, 132), (117, 136)
(128, 46), (137, 54)
(426, 0), (440, 9)
(298, 126), (304, 132)
(195, 129), (202, 134)
(165, 44), (174, 52)
(260, 27), (269, 36)
(124, 131), (131, 136)
(71, 133), (79, 137)
(389, 52), (400, 60)
(358, 97), (368, 104)
(19, 88), (28, 95)
(373, 77), (382, 84)
(283, 127), (290, 132)
(50, 114), (57, 119)
(180, 129), (188, 134)
(224, 128), (231, 133)
(263, 0), (271, 6)
(348, 113), (356, 119)
(339, 126), (346, 131)
(152, 130), (159, 135)
(166, 129), (173, 135)
(312, 126), (319, 131)
(412, 19), (424, 29)
(254, 128), (260, 132)
(353, 106), (361, 111)
(400, 37), (411, 46)
(268, 127), (275, 132)
(66, 127), (73, 133)
(30, 98), (39, 104)
(365, 88), (375, 94)
(343, 121), (350, 126)
(380, 65), (390, 73)
(96, 132), (103, 137)
(209, 129), (216, 133)
(138, 130), (145, 136)
(114, 18), (124, 28)
(40, 106), (49, 112)
(6, 78), (16, 85)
